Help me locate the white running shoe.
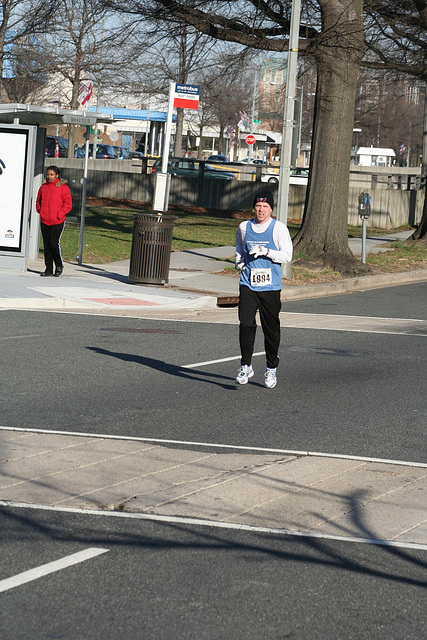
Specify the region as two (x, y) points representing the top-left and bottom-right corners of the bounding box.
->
(235, 365), (254, 385)
(264, 368), (277, 389)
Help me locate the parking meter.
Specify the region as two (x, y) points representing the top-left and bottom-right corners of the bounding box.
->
(358, 192), (371, 220)
(358, 192), (371, 263)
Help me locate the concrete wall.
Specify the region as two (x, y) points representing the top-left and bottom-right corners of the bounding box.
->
(50, 159), (423, 228)
(348, 188), (423, 228)
(349, 165), (422, 191)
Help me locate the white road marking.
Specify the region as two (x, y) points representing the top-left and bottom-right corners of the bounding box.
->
(1, 501), (426, 552)
(1, 426), (426, 468)
(0, 334), (40, 341)
(0, 548), (108, 593)
(279, 313), (427, 337)
(282, 311), (425, 322)
(183, 351), (265, 369)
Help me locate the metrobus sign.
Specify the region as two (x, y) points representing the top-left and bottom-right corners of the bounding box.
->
(173, 84), (200, 109)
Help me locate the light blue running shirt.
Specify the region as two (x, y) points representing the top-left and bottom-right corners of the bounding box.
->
(240, 219), (282, 291)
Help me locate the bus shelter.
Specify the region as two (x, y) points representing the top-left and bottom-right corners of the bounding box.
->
(0, 104), (112, 271)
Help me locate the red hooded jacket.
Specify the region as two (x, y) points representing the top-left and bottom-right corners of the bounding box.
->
(36, 178), (72, 226)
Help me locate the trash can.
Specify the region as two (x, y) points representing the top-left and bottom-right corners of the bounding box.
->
(129, 212), (177, 285)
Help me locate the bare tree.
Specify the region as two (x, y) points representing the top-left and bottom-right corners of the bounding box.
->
(149, 24), (215, 155)
(3, 34), (47, 102)
(196, 50), (254, 157)
(103, 0), (220, 155)
(363, 0), (427, 242)
(33, 0), (134, 156)
(109, 0), (367, 276)
(0, 0), (54, 100)
(354, 68), (424, 163)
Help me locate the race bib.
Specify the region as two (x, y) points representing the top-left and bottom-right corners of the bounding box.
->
(250, 268), (272, 287)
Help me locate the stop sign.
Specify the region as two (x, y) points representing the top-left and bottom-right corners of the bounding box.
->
(246, 134), (256, 145)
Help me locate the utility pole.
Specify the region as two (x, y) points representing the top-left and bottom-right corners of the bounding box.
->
(276, 0), (302, 279)
(423, 87), (427, 178)
(249, 71), (257, 161)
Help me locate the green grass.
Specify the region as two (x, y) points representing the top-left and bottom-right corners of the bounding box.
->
(365, 241), (427, 271)
(50, 205), (245, 263)
(348, 223), (413, 238)
(58, 206), (134, 263)
(170, 212), (241, 251)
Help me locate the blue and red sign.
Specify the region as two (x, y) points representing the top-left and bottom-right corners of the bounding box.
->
(173, 84), (200, 109)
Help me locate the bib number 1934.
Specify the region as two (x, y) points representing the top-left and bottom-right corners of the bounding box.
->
(250, 268), (272, 287)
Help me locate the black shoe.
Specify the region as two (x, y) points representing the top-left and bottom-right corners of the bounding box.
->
(54, 268), (63, 277)
(41, 270), (54, 277)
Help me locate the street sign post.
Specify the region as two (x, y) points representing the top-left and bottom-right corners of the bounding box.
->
(155, 83), (200, 212)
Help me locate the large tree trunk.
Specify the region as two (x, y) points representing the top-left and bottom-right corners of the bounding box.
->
(294, 0), (369, 276)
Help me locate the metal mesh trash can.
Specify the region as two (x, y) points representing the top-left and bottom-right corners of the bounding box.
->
(129, 212), (177, 285)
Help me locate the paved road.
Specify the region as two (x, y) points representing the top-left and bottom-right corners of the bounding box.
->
(1, 286), (425, 462)
(1, 506), (426, 640)
(284, 281), (427, 320)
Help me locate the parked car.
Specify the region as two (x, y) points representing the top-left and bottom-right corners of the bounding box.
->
(261, 167), (309, 185)
(45, 135), (69, 158)
(151, 157), (235, 180)
(129, 150), (144, 159)
(206, 154), (229, 163)
(240, 158), (267, 165)
(75, 143), (118, 159)
(261, 173), (278, 184)
(291, 168), (309, 177)
(113, 146), (132, 159)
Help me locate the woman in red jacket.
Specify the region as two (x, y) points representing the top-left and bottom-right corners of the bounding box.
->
(36, 165), (72, 276)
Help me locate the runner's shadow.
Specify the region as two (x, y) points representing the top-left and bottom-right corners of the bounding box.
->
(87, 346), (237, 390)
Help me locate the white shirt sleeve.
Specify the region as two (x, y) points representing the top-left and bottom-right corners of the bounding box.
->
(235, 219), (293, 265)
(235, 220), (248, 266)
(270, 220), (293, 264)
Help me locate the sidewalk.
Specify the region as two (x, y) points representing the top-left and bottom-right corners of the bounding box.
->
(0, 230), (426, 315)
(1, 428), (426, 547)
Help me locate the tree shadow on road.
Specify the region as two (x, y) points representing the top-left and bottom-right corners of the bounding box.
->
(2, 503), (426, 593)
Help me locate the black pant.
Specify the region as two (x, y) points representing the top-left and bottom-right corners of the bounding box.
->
(41, 222), (64, 272)
(238, 285), (281, 369)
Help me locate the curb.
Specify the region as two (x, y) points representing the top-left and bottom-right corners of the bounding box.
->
(186, 269), (427, 307)
(281, 268), (427, 301)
